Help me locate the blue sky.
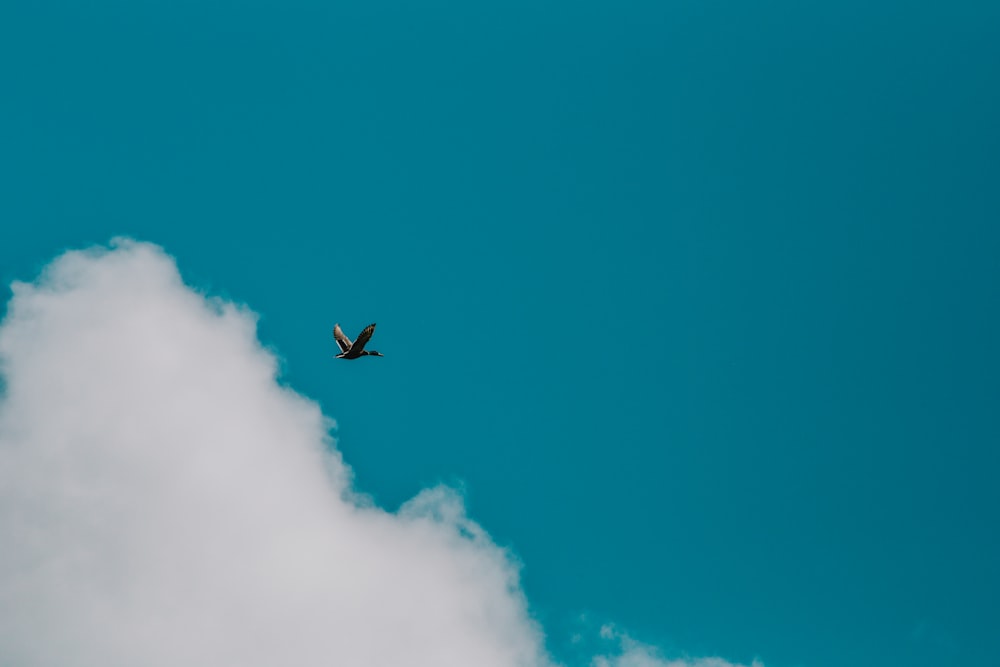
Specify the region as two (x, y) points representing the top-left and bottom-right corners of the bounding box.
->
(2, 1), (999, 665)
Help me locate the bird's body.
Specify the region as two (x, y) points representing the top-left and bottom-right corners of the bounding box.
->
(333, 323), (384, 359)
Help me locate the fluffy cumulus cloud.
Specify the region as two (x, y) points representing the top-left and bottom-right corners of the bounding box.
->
(0, 240), (761, 667)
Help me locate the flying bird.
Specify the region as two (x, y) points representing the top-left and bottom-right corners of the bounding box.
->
(333, 323), (384, 359)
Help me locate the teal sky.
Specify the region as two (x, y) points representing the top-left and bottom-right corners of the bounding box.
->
(2, 2), (999, 666)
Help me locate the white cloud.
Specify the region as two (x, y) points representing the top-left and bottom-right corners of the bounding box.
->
(592, 626), (762, 667)
(0, 240), (762, 667)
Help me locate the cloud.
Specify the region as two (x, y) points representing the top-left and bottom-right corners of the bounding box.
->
(0, 240), (761, 667)
(592, 626), (763, 667)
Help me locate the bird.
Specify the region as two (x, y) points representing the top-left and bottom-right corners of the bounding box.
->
(333, 323), (384, 359)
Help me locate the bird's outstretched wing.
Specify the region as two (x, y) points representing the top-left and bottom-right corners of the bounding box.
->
(333, 324), (353, 353)
(348, 323), (377, 354)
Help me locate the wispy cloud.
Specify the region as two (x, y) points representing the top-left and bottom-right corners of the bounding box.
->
(592, 625), (763, 667)
(0, 240), (761, 667)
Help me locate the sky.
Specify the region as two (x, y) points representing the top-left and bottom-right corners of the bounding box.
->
(0, 2), (998, 666)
